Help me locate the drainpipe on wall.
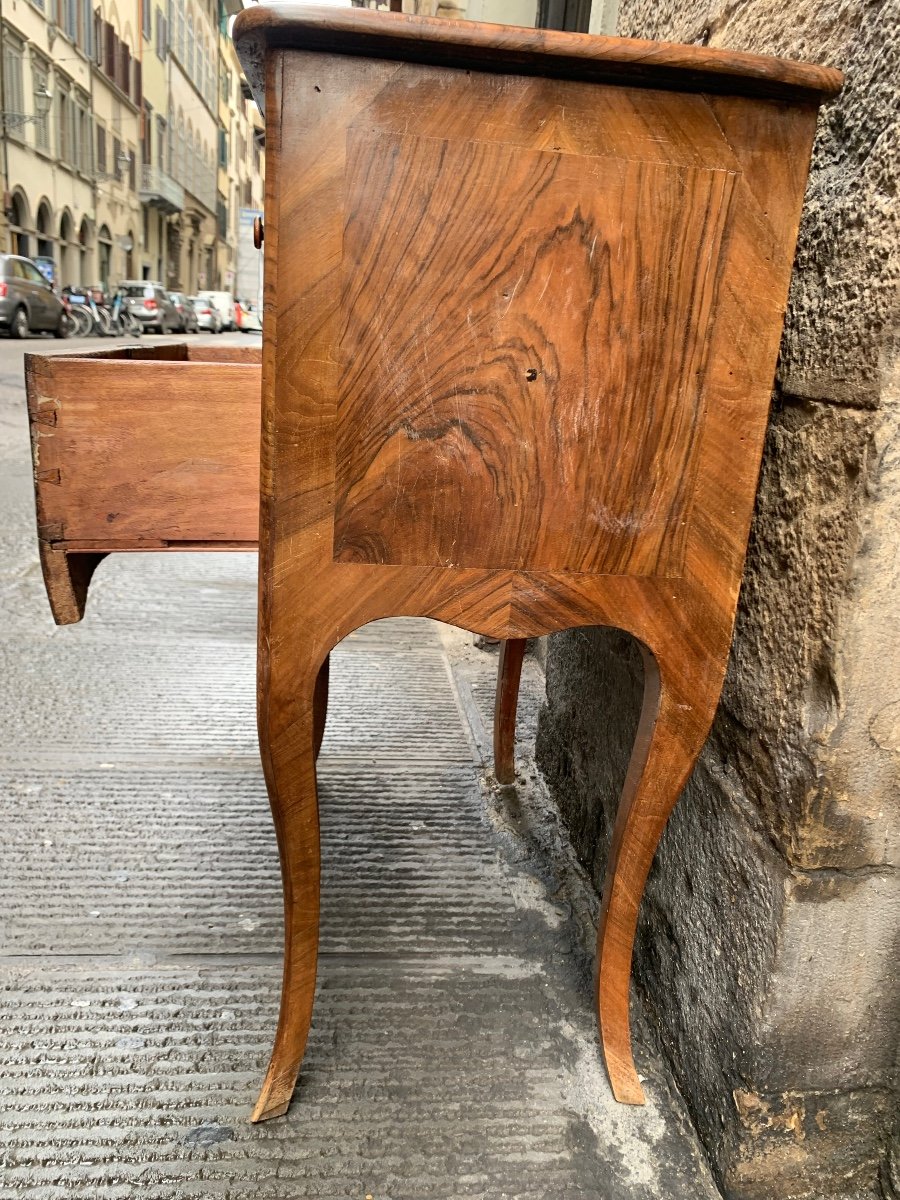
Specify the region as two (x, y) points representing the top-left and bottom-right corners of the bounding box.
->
(88, 42), (100, 286)
(0, 1), (13, 253)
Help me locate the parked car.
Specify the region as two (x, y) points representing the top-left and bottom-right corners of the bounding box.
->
(235, 298), (262, 332)
(196, 290), (236, 331)
(0, 254), (69, 338)
(188, 295), (222, 333)
(119, 281), (180, 334)
(169, 292), (199, 333)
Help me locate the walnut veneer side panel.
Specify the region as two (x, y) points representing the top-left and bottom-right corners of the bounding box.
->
(334, 125), (735, 576)
(263, 54), (816, 621)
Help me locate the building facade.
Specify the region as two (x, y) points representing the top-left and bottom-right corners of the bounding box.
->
(216, 21), (263, 297)
(0, 0), (262, 296)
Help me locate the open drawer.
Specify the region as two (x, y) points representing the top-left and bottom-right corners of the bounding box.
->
(26, 343), (261, 624)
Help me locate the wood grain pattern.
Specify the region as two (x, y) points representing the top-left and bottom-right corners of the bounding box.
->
(335, 129), (734, 575)
(229, 13), (839, 1124)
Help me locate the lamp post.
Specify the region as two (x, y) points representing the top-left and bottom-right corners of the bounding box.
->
(34, 86), (53, 118)
(1, 83), (53, 129)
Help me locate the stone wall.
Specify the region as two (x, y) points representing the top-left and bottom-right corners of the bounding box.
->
(535, 2), (899, 1196)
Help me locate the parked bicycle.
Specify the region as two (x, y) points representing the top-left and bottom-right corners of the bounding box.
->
(62, 286), (110, 337)
(106, 290), (143, 337)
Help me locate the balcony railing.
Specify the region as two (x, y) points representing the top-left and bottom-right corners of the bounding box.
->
(139, 165), (185, 214)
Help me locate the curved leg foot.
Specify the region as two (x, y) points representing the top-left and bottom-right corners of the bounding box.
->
(253, 661), (325, 1123)
(493, 638), (526, 785)
(313, 655), (330, 761)
(38, 546), (107, 625)
(596, 643), (722, 1105)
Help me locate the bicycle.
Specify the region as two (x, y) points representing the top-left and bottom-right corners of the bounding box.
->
(106, 291), (143, 337)
(63, 286), (111, 337)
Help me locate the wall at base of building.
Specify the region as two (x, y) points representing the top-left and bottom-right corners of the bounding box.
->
(535, 1), (899, 1196)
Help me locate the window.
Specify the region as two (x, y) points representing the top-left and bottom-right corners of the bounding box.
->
(217, 126), (227, 168)
(96, 123), (107, 174)
(63, 0), (78, 42)
(76, 91), (91, 172)
(112, 135), (122, 180)
(122, 283), (153, 298)
(82, 108), (92, 172)
(103, 20), (115, 78)
(216, 193), (227, 239)
(155, 8), (167, 60)
(57, 77), (73, 163)
(128, 146), (136, 189)
(2, 28), (25, 141)
(185, 126), (194, 192)
(142, 101), (153, 166)
(187, 15), (194, 78)
(31, 55), (51, 152)
(22, 261), (49, 285)
(81, 0), (94, 58)
(537, 0), (591, 30)
(118, 40), (131, 95)
(142, 0), (151, 39)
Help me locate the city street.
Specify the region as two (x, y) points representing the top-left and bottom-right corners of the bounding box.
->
(0, 331), (719, 1198)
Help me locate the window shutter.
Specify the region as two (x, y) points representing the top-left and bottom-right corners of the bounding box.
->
(81, 0), (92, 57)
(104, 21), (115, 77)
(133, 57), (142, 105)
(120, 43), (131, 94)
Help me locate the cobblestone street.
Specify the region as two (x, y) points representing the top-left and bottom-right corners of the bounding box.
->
(0, 333), (721, 1198)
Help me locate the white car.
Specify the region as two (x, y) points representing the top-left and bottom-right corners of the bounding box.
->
(236, 298), (263, 332)
(188, 295), (222, 333)
(196, 290), (236, 331)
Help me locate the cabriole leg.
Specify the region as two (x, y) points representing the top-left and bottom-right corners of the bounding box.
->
(596, 642), (722, 1104)
(493, 637), (526, 785)
(252, 658), (326, 1122)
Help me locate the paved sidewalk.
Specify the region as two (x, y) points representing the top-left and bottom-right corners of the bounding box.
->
(0, 337), (721, 1199)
